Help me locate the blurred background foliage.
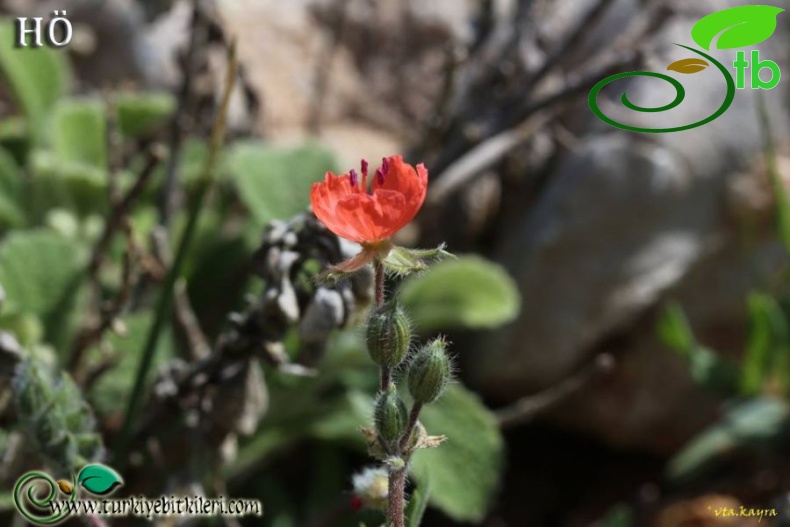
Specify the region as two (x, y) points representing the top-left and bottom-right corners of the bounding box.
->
(0, 7), (519, 526)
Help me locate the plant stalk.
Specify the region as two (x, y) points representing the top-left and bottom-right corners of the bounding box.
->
(387, 467), (407, 527)
(399, 402), (423, 451)
(115, 39), (239, 465)
(371, 258), (408, 527)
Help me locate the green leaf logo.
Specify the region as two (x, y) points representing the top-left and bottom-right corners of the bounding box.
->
(692, 5), (784, 50)
(77, 464), (123, 496)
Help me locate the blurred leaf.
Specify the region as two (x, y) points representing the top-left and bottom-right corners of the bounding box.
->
(687, 345), (741, 397)
(0, 116), (30, 165)
(309, 390), (373, 445)
(0, 312), (43, 348)
(228, 142), (337, 226)
(0, 21), (70, 142)
(0, 146), (25, 227)
(86, 313), (174, 416)
(741, 293), (788, 395)
(667, 397), (790, 481)
(115, 92), (175, 138)
(599, 504), (633, 527)
(406, 475), (431, 527)
(658, 302), (740, 396)
(657, 302), (695, 356)
(411, 384), (504, 522)
(691, 5), (784, 50)
(400, 256), (520, 331)
(51, 99), (107, 168)
(0, 230), (84, 346)
(28, 150), (108, 221)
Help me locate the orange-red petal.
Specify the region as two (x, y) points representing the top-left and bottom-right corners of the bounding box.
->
(310, 156), (429, 244)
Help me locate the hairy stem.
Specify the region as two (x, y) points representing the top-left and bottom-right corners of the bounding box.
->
(371, 258), (407, 527)
(374, 260), (385, 306)
(374, 260), (391, 391)
(388, 468), (407, 527)
(399, 402), (423, 452)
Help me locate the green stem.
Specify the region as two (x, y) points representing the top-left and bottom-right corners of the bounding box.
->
(115, 40), (239, 465)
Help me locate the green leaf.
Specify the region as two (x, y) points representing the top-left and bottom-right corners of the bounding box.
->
(400, 256), (520, 331)
(77, 464), (123, 496)
(51, 99), (107, 168)
(115, 92), (176, 138)
(411, 384), (504, 522)
(657, 302), (739, 396)
(687, 345), (741, 397)
(667, 398), (789, 481)
(599, 505), (633, 527)
(0, 21), (70, 142)
(228, 142), (337, 226)
(691, 5), (784, 50)
(406, 475), (431, 527)
(28, 150), (108, 221)
(309, 391), (374, 445)
(657, 302), (695, 356)
(0, 147), (25, 228)
(0, 230), (85, 346)
(741, 294), (788, 395)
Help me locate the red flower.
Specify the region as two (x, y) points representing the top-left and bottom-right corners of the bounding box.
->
(310, 156), (428, 244)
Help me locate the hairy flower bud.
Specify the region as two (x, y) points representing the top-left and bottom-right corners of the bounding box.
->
(408, 338), (452, 404)
(374, 385), (408, 444)
(366, 301), (411, 368)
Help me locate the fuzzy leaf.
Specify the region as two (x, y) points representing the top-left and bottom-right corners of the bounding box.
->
(0, 21), (70, 142)
(400, 256), (520, 331)
(28, 150), (108, 221)
(115, 92), (176, 138)
(0, 230), (84, 346)
(691, 5), (784, 50)
(228, 142), (338, 226)
(411, 384), (504, 522)
(77, 464), (123, 496)
(0, 147), (25, 228)
(51, 100), (107, 168)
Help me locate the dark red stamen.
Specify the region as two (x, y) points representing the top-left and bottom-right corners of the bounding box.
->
(375, 167), (385, 185)
(361, 159), (369, 179)
(349, 169), (359, 188)
(381, 157), (390, 174)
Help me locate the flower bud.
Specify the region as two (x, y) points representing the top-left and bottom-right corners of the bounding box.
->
(408, 339), (452, 404)
(374, 385), (408, 443)
(366, 301), (411, 368)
